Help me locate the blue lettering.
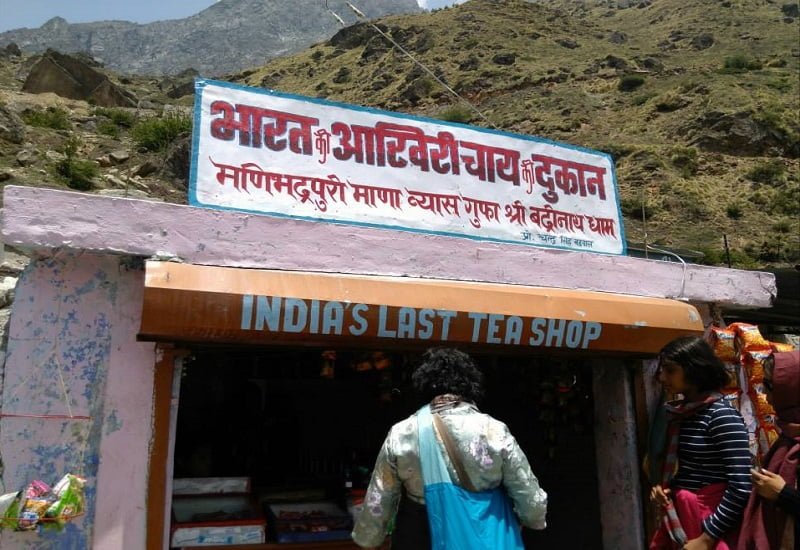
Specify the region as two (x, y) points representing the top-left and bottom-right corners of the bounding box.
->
(504, 316), (523, 345)
(565, 320), (583, 348)
(349, 303), (369, 336)
(309, 299), (320, 334)
(437, 310), (457, 341)
(582, 322), (602, 348)
(322, 301), (344, 335)
(486, 314), (504, 344)
(529, 318), (545, 346)
(468, 312), (487, 342)
(241, 294), (254, 330)
(545, 318), (566, 347)
(417, 309), (435, 339)
(283, 298), (307, 333)
(397, 307), (416, 339)
(378, 305), (396, 338)
(255, 296), (282, 331)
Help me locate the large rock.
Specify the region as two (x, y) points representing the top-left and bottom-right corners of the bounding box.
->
(0, 104), (26, 144)
(22, 50), (136, 107)
(681, 111), (800, 158)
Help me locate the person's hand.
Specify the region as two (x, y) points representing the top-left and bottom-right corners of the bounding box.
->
(751, 467), (786, 501)
(682, 532), (716, 550)
(650, 485), (671, 507)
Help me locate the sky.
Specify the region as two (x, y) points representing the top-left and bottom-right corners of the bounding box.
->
(0, 0), (218, 32)
(0, 0), (470, 33)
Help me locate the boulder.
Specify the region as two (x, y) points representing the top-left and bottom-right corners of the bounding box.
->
(556, 38), (579, 49)
(22, 50), (136, 108)
(492, 53), (517, 66)
(2, 43), (22, 57)
(16, 150), (34, 166)
(691, 33), (715, 50)
(134, 160), (160, 177)
(109, 150), (130, 164)
(782, 3), (799, 18)
(0, 105), (26, 144)
(682, 111), (800, 158)
(608, 31), (628, 44)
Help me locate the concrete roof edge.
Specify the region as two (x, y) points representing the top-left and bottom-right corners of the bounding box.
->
(1, 186), (776, 308)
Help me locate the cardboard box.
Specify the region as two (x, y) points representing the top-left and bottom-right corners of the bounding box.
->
(267, 501), (352, 544)
(171, 495), (265, 547)
(173, 477), (251, 496)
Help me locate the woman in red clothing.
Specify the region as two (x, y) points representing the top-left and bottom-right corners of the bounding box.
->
(737, 350), (800, 549)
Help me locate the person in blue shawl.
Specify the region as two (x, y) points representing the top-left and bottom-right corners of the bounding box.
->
(352, 347), (547, 549)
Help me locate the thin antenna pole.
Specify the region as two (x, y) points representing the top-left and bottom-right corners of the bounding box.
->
(641, 186), (648, 259)
(723, 234), (732, 268)
(328, 1), (500, 130)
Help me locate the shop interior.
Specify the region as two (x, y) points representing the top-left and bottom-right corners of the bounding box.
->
(171, 346), (603, 548)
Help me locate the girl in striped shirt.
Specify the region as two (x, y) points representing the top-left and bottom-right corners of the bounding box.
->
(649, 336), (753, 550)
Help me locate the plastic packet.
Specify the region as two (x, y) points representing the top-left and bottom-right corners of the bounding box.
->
(729, 322), (769, 354)
(0, 491), (22, 531)
(708, 327), (737, 362)
(45, 474), (87, 529)
(17, 480), (53, 531)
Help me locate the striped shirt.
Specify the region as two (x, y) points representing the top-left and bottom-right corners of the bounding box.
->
(671, 400), (753, 540)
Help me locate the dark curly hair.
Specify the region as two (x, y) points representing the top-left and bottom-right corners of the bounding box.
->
(659, 336), (728, 393)
(412, 347), (484, 404)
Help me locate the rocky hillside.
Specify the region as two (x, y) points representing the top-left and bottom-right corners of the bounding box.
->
(234, 0), (800, 267)
(0, 0), (797, 270)
(0, 0), (420, 76)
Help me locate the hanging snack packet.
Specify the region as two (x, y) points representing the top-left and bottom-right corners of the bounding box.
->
(0, 491), (22, 530)
(45, 474), (87, 529)
(17, 480), (54, 531)
(708, 327), (737, 362)
(729, 322), (770, 354)
(742, 350), (772, 384)
(770, 341), (795, 353)
(750, 390), (776, 417)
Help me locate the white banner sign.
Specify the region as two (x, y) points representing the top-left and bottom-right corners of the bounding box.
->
(190, 79), (626, 255)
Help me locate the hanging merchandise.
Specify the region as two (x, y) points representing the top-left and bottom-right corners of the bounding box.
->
(320, 350), (337, 379)
(707, 323), (790, 464)
(536, 362), (591, 459)
(0, 474), (86, 532)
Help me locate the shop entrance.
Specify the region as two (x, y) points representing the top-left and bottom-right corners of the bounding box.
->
(169, 345), (602, 549)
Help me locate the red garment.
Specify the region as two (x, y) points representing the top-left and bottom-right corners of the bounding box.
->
(737, 350), (800, 550)
(650, 483), (739, 549)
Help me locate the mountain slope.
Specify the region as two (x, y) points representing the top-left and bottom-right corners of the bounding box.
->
(233, 0), (799, 267)
(0, 0), (797, 268)
(0, 0), (421, 76)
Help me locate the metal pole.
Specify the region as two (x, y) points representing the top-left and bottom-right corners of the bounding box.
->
(723, 234), (732, 268)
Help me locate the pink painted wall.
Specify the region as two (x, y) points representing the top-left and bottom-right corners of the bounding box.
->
(0, 252), (155, 549)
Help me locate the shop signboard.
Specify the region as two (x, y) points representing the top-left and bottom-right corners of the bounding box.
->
(140, 263), (704, 355)
(190, 79), (627, 255)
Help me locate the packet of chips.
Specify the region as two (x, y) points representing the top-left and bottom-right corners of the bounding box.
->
(44, 474), (86, 529)
(742, 349), (772, 383)
(729, 322), (770, 354)
(770, 341), (795, 353)
(0, 491), (22, 530)
(17, 480), (54, 531)
(756, 422), (780, 459)
(709, 327), (737, 362)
